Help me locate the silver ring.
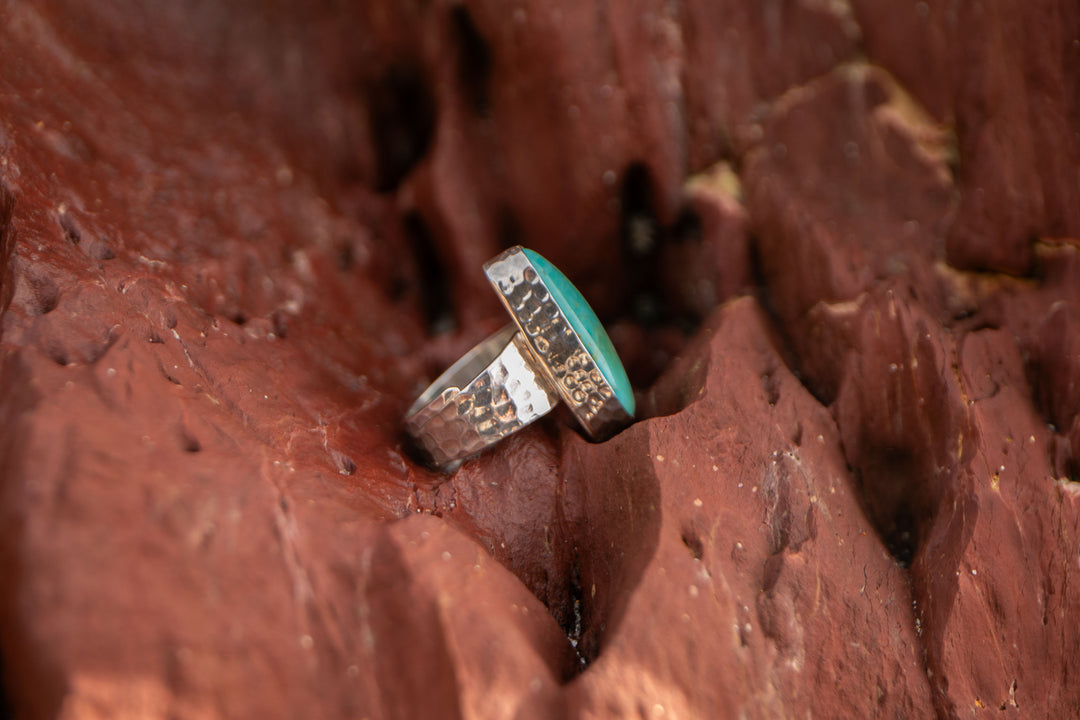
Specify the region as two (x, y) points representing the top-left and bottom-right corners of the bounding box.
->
(405, 246), (635, 468)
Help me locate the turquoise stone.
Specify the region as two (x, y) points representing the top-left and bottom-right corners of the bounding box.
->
(523, 249), (635, 416)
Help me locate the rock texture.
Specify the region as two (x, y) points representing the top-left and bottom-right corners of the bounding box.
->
(1, 1), (1079, 719)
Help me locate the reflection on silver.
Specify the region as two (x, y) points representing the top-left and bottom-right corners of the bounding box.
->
(404, 325), (559, 468)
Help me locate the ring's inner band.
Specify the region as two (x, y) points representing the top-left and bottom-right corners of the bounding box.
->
(405, 324), (519, 418)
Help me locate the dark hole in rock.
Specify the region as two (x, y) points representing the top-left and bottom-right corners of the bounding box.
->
(611, 162), (710, 395)
(400, 430), (440, 471)
(367, 62), (436, 192)
(746, 232), (816, 402)
(88, 239), (115, 261)
(762, 552), (785, 594)
(159, 358), (181, 384)
(496, 206), (522, 250)
(270, 310), (288, 340)
(181, 431), (202, 454)
(450, 6), (493, 118)
(57, 210), (81, 245)
(619, 163), (667, 328)
(23, 273), (60, 317)
(403, 211), (455, 335)
(881, 505), (918, 567)
(620, 163), (660, 261)
(660, 207), (716, 329)
(671, 205), (703, 245)
(950, 306), (977, 323)
(851, 446), (929, 568)
(876, 681), (888, 707)
(1049, 432), (1080, 483)
(559, 440), (663, 676)
(46, 344), (68, 367)
(1023, 304), (1080, 479)
(0, 647), (12, 720)
(680, 527), (704, 560)
(561, 561), (592, 675)
(762, 366), (781, 406)
(331, 449), (357, 476)
(0, 183), (14, 317)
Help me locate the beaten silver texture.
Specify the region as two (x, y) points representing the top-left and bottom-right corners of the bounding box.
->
(404, 325), (559, 468)
(405, 246), (632, 468)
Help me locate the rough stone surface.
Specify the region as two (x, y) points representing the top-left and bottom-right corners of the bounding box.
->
(1, 1), (1079, 719)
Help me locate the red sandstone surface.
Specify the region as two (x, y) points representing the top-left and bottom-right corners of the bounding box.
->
(1, 2), (1079, 718)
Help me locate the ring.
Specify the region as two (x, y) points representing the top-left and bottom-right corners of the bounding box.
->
(405, 246), (635, 468)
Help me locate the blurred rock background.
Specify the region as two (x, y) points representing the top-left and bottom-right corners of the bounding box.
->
(1, 1), (1079, 717)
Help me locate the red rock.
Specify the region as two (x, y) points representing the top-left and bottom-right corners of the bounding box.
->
(743, 64), (955, 339)
(851, 0), (1080, 275)
(2, 1), (1080, 719)
(563, 300), (935, 717)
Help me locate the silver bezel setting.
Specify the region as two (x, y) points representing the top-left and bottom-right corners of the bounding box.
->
(483, 246), (633, 440)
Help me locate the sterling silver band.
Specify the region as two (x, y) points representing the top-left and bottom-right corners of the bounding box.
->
(404, 325), (560, 467)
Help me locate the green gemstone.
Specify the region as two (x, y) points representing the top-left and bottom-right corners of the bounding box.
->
(523, 249), (635, 416)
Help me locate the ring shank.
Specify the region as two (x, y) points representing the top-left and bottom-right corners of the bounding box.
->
(405, 325), (560, 467)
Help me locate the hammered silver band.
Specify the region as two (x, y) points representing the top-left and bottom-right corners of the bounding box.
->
(404, 325), (560, 467)
(404, 246), (634, 468)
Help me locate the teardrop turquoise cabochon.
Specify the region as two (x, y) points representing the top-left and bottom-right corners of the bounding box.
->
(522, 249), (635, 416)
